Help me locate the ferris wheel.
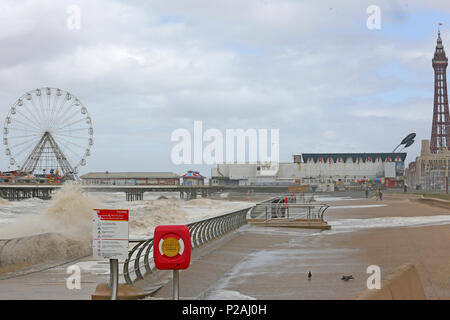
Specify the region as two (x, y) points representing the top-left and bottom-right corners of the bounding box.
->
(3, 87), (93, 179)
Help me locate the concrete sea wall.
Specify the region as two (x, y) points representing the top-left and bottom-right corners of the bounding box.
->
(0, 233), (90, 273)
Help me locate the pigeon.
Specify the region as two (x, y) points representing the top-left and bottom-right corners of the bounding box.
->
(308, 271), (312, 280)
(341, 275), (354, 281)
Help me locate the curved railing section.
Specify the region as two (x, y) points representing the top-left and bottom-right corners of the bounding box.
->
(248, 194), (329, 221)
(248, 194), (296, 219)
(122, 205), (254, 285)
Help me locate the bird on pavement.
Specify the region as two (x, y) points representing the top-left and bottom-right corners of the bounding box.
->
(341, 275), (354, 281)
(308, 271), (312, 280)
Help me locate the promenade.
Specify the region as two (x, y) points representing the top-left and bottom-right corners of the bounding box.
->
(145, 194), (450, 300)
(1, 194), (449, 300)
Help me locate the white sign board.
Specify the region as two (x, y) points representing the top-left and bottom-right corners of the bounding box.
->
(93, 209), (129, 260)
(384, 162), (396, 178)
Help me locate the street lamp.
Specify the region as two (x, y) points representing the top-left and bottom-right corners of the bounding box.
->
(393, 133), (416, 152)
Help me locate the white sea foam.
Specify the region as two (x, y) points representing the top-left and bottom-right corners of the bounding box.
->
(321, 215), (450, 235)
(312, 196), (359, 202)
(127, 198), (254, 238)
(328, 204), (388, 209)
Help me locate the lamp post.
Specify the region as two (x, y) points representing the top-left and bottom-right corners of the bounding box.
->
(446, 146), (448, 194)
(392, 133), (416, 153)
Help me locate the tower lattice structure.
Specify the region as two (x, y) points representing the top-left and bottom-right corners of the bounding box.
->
(431, 31), (450, 153)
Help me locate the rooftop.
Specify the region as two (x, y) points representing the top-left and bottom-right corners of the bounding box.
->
(182, 171), (205, 179)
(80, 172), (180, 179)
(299, 153), (407, 163)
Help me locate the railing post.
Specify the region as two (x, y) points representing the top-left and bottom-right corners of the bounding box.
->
(109, 258), (119, 300)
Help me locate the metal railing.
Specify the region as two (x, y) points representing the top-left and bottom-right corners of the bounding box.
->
(122, 205), (254, 285)
(248, 196), (293, 218)
(249, 195), (329, 222)
(266, 203), (330, 221)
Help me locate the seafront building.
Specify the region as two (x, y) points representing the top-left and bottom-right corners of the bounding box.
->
(210, 152), (407, 191)
(405, 140), (448, 190)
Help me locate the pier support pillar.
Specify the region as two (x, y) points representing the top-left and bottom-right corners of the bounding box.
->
(125, 191), (144, 201)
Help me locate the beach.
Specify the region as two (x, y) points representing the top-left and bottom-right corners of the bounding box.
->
(330, 194), (450, 299)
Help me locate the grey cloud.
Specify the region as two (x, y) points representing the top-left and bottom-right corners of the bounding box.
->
(0, 0), (448, 174)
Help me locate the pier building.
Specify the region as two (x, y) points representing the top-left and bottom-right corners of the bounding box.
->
(80, 172), (180, 186)
(181, 171), (205, 186)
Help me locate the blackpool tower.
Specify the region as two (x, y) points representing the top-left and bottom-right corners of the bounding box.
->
(430, 30), (450, 153)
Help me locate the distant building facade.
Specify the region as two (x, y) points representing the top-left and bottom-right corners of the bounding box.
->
(405, 140), (448, 190)
(210, 152), (406, 190)
(80, 172), (180, 185)
(298, 153), (406, 189)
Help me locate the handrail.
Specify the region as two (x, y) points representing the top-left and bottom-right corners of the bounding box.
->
(122, 205), (255, 285)
(251, 200), (329, 222)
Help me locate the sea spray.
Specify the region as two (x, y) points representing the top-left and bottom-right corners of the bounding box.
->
(128, 198), (254, 237)
(129, 198), (188, 237)
(44, 183), (99, 241)
(0, 184), (99, 273)
(0, 183), (99, 240)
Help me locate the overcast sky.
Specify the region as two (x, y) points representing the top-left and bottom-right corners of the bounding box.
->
(1, 0), (450, 177)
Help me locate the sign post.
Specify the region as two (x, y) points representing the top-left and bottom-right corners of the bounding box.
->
(153, 225), (191, 300)
(93, 209), (129, 300)
(173, 269), (179, 300)
(109, 258), (119, 300)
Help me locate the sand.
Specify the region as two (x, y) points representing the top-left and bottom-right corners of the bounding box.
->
(298, 195), (450, 299)
(325, 194), (450, 299)
(335, 224), (450, 299)
(312, 195), (450, 299)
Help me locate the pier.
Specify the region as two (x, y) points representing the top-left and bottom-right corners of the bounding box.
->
(0, 185), (55, 200)
(0, 184), (291, 201)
